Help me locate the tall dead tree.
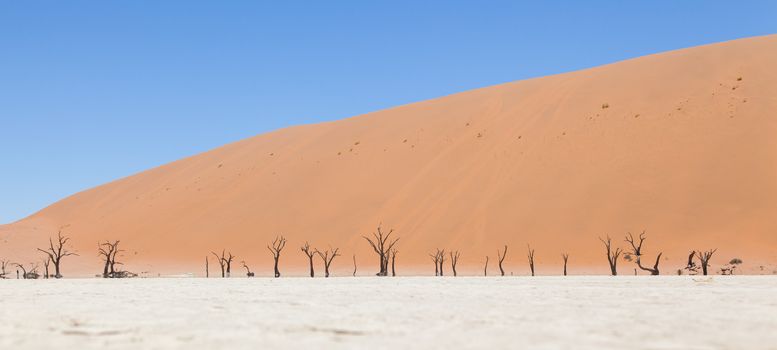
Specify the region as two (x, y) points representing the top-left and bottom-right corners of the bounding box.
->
(37, 230), (78, 278)
(301, 242), (316, 278)
(497, 245), (508, 276)
(527, 245), (536, 276)
(438, 249), (447, 276)
(267, 236), (286, 278)
(99, 240), (120, 278)
(450, 251), (461, 277)
(484, 256), (489, 276)
(429, 250), (441, 276)
(599, 236), (622, 276)
(352, 255), (357, 277)
(390, 249), (397, 277)
(625, 231), (662, 275)
(362, 224), (399, 276)
(205, 256), (209, 278)
(211, 250), (227, 277)
(241, 261), (255, 277)
(562, 253), (569, 276)
(315, 247), (340, 278)
(696, 249), (717, 276)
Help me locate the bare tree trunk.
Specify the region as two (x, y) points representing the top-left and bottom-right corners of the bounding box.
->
(599, 236), (621, 276)
(450, 251), (460, 277)
(484, 256), (489, 276)
(301, 242), (316, 278)
(527, 245), (535, 276)
(267, 236), (286, 278)
(38, 231), (78, 279)
(562, 253), (569, 276)
(205, 256), (209, 278)
(352, 255), (357, 277)
(363, 224), (399, 276)
(390, 249), (397, 277)
(696, 249), (717, 276)
(497, 245), (507, 276)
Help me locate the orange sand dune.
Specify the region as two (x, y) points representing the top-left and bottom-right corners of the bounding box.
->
(2, 35), (777, 277)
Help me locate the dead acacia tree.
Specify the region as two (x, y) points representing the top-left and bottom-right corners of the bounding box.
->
(562, 253), (569, 276)
(599, 236), (622, 276)
(15, 263), (40, 279)
(211, 250), (234, 278)
(625, 231), (662, 275)
(429, 250), (439, 276)
(695, 249), (717, 276)
(683, 251), (699, 275)
(497, 245), (508, 276)
(527, 245), (536, 276)
(301, 242), (316, 278)
(37, 230), (78, 278)
(205, 256), (209, 278)
(267, 236), (286, 278)
(352, 255), (357, 277)
(484, 256), (489, 276)
(98, 240), (120, 278)
(450, 251), (461, 277)
(439, 249), (447, 276)
(362, 224), (399, 276)
(241, 261), (255, 277)
(390, 249), (397, 277)
(315, 247), (340, 278)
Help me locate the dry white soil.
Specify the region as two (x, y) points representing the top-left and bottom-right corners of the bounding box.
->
(1, 276), (775, 349)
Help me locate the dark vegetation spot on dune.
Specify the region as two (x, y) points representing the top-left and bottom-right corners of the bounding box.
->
(634, 114), (640, 118)
(477, 132), (483, 138)
(517, 135), (522, 139)
(465, 122), (470, 126)
(732, 86), (738, 90)
(737, 76), (743, 81)
(403, 139), (407, 143)
(601, 103), (609, 109)
(217, 164), (223, 168)
(354, 141), (360, 146)
(562, 131), (566, 136)
(337, 152), (341, 156)
(269, 153), (274, 156)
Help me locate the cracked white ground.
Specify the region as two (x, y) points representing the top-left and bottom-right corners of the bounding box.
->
(2, 276), (775, 349)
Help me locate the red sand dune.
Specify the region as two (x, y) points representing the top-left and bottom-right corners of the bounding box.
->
(2, 35), (777, 277)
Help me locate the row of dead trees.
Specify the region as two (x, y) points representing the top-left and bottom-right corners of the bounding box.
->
(2, 227), (739, 279)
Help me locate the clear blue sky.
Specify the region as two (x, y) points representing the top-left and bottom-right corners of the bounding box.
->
(2, 1), (776, 224)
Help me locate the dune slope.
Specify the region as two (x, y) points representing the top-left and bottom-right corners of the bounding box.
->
(2, 35), (777, 276)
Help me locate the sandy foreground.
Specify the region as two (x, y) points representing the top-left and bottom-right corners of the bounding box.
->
(1, 276), (775, 349)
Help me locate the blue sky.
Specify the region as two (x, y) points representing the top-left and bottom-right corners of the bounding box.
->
(1, 1), (776, 224)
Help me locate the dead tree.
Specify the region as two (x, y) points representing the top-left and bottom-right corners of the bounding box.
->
(301, 242), (316, 278)
(211, 250), (227, 277)
(390, 249), (397, 277)
(625, 231), (662, 275)
(241, 261), (255, 277)
(267, 236), (286, 278)
(497, 245), (508, 276)
(527, 245), (536, 276)
(450, 251), (461, 277)
(562, 253), (569, 276)
(438, 249), (447, 276)
(15, 263), (40, 279)
(315, 247), (340, 278)
(429, 250), (439, 276)
(362, 224), (399, 276)
(37, 230), (78, 278)
(484, 256), (489, 276)
(205, 256), (209, 278)
(352, 255), (357, 277)
(98, 240), (120, 278)
(695, 249), (717, 276)
(599, 236), (622, 276)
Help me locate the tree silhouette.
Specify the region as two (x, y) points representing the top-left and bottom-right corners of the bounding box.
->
(267, 236), (286, 278)
(695, 249), (717, 276)
(625, 231), (662, 275)
(363, 224), (399, 276)
(562, 253), (569, 276)
(599, 236), (622, 276)
(527, 245), (536, 276)
(37, 231), (78, 278)
(301, 242), (316, 278)
(497, 245), (508, 276)
(450, 251), (461, 277)
(315, 247), (340, 278)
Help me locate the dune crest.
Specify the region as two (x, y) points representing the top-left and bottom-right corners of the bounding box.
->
(2, 35), (777, 276)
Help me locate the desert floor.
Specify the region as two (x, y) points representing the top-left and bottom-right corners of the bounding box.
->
(1, 276), (775, 349)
